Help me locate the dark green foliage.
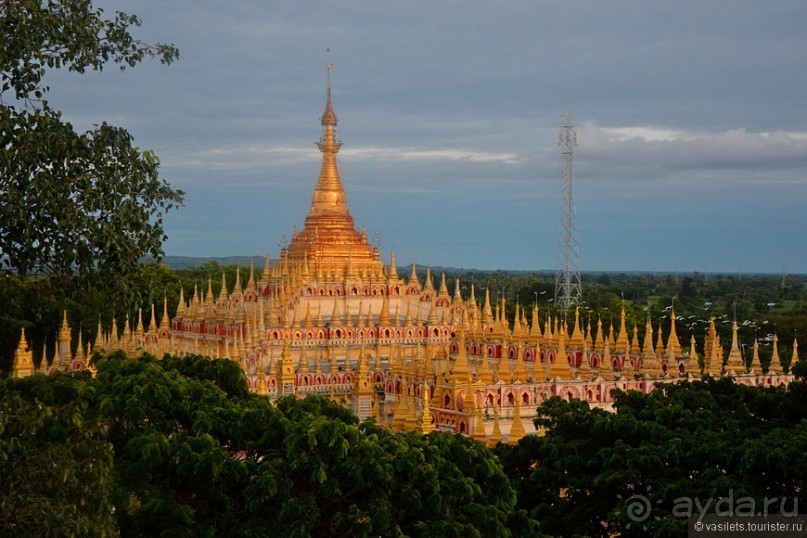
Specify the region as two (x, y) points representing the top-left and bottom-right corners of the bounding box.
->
(4, 354), (807, 537)
(0, 371), (117, 536)
(1, 0), (183, 301)
(239, 394), (518, 537)
(0, 0), (184, 369)
(496, 378), (807, 537)
(93, 353), (252, 536)
(1, 353), (521, 537)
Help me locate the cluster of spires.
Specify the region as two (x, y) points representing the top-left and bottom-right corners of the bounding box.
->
(11, 295), (800, 385)
(9, 67), (800, 443)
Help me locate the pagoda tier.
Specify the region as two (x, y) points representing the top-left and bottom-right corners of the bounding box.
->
(285, 64), (379, 275)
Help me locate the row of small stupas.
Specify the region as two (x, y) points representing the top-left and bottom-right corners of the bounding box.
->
(10, 66), (798, 444)
(11, 294), (798, 444)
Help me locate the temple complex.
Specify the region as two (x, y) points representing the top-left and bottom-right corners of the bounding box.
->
(12, 68), (797, 445)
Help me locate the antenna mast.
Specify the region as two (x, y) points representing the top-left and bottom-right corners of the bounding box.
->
(554, 112), (581, 313)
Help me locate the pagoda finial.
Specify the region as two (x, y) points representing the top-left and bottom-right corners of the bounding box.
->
(160, 295), (171, 329)
(416, 381), (435, 434)
(615, 304), (629, 351)
(286, 63), (354, 255)
(388, 249), (398, 281)
(769, 334), (782, 374)
(749, 337), (761, 374)
(453, 277), (463, 304)
(409, 262), (419, 286)
(423, 266), (434, 292)
(569, 307), (584, 347)
(667, 306), (682, 357)
(319, 61), (339, 148)
(508, 393), (526, 445)
(725, 321), (745, 375)
(233, 266), (242, 294)
(438, 273), (449, 299)
(13, 328), (34, 378)
(642, 317), (656, 359)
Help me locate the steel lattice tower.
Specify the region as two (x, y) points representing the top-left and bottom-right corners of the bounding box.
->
(554, 113), (581, 313)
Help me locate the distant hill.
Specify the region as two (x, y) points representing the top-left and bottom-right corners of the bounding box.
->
(151, 256), (266, 270)
(151, 255), (536, 276)
(151, 256), (659, 276)
(148, 256), (804, 278)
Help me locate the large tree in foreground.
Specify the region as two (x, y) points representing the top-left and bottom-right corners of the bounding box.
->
(496, 378), (807, 537)
(2, 353), (529, 536)
(0, 0), (183, 283)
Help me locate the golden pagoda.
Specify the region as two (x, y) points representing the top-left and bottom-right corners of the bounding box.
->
(724, 321), (746, 375)
(285, 64), (380, 277)
(415, 379), (434, 434)
(769, 334), (783, 374)
(507, 393), (526, 445)
(28, 65), (796, 442)
(12, 328), (34, 378)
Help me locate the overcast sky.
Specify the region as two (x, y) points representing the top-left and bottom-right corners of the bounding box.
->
(48, 1), (807, 274)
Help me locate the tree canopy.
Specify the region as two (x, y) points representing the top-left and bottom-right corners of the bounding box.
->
(1, 352), (528, 537)
(496, 378), (807, 537)
(4, 351), (807, 536)
(0, 0), (183, 282)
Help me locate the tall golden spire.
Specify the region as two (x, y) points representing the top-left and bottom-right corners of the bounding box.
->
(667, 307), (682, 357)
(642, 317), (656, 359)
(553, 324), (573, 380)
(286, 63), (373, 265)
(569, 307), (585, 348)
(749, 337), (761, 374)
(615, 305), (629, 352)
(450, 329), (473, 385)
(769, 334), (782, 374)
(725, 321), (745, 375)
(507, 394), (526, 445)
(388, 250), (399, 281)
(640, 319), (663, 379)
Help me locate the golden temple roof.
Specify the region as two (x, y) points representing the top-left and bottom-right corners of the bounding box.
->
(286, 65), (376, 267)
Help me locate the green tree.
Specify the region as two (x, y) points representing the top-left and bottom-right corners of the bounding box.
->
(0, 0), (183, 285)
(0, 371), (117, 536)
(86, 352), (523, 536)
(497, 379), (807, 537)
